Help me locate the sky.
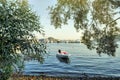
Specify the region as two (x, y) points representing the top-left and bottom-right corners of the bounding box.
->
(28, 0), (82, 40)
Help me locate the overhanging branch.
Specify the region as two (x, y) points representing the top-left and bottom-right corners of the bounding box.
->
(107, 17), (120, 26)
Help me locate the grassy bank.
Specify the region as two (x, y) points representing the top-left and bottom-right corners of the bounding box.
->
(8, 74), (120, 80)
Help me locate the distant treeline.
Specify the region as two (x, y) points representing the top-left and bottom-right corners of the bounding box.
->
(39, 37), (80, 43)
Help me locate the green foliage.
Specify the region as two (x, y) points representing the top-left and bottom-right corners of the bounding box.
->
(49, 0), (88, 29)
(49, 0), (120, 56)
(0, 0), (46, 79)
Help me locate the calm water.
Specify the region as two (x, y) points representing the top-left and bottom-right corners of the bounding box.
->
(23, 43), (120, 77)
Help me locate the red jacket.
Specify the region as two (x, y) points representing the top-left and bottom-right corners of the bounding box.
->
(60, 51), (68, 54)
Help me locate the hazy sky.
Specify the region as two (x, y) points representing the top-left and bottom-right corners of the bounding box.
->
(28, 0), (82, 40)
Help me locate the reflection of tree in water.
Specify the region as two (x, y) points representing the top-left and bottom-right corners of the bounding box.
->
(49, 0), (120, 56)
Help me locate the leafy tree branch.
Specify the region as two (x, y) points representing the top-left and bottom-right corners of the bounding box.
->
(49, 0), (120, 56)
(0, 0), (46, 79)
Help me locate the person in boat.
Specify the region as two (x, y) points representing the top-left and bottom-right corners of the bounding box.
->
(58, 49), (68, 55)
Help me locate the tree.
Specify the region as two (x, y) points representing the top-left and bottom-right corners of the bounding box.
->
(49, 0), (120, 56)
(0, 0), (46, 79)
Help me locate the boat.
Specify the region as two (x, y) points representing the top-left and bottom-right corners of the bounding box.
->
(56, 53), (70, 63)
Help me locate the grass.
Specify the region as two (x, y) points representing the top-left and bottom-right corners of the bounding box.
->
(8, 74), (120, 80)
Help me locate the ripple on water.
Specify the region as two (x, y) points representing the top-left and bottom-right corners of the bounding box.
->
(23, 43), (120, 77)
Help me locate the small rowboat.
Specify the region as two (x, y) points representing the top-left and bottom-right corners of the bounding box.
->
(56, 54), (70, 63)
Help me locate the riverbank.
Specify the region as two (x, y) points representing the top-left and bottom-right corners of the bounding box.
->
(9, 74), (120, 80)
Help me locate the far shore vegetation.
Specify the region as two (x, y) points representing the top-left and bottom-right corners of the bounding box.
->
(40, 37), (81, 43)
(40, 36), (120, 43)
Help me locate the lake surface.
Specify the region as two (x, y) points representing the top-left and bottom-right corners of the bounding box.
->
(23, 43), (120, 77)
